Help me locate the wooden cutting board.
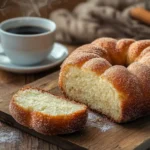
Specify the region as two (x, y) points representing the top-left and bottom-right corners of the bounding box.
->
(0, 70), (150, 150)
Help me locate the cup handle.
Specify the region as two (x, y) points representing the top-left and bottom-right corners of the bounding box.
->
(0, 37), (5, 55)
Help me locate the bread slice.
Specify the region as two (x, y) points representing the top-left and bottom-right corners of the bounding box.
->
(9, 87), (87, 135)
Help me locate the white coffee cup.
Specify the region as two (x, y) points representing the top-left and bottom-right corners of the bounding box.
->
(0, 17), (56, 66)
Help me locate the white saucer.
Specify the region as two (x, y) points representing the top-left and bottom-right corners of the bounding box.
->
(0, 43), (68, 74)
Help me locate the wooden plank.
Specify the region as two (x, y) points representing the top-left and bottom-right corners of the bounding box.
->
(0, 70), (150, 150)
(0, 111), (87, 150)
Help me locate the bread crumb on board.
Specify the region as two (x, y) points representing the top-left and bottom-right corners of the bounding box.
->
(87, 111), (114, 132)
(0, 123), (21, 143)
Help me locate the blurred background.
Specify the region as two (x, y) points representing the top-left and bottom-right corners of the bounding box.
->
(0, 0), (149, 44)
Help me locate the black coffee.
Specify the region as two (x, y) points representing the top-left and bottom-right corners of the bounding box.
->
(6, 26), (49, 35)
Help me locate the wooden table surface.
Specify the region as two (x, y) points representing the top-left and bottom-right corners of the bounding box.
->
(0, 45), (77, 150)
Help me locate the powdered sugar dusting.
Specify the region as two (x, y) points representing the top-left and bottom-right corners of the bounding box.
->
(100, 124), (113, 132)
(87, 111), (114, 132)
(0, 124), (21, 143)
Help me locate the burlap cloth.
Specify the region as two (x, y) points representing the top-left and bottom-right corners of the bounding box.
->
(50, 0), (149, 44)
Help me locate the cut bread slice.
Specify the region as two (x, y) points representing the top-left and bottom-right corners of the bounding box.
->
(9, 87), (87, 135)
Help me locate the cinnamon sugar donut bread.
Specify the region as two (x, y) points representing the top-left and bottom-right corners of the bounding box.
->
(59, 37), (150, 123)
(9, 87), (87, 135)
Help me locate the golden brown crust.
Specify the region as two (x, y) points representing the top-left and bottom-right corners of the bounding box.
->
(9, 87), (87, 135)
(116, 39), (135, 65)
(136, 46), (150, 61)
(73, 44), (112, 63)
(128, 62), (150, 114)
(101, 66), (145, 122)
(138, 56), (150, 68)
(9, 98), (31, 127)
(62, 38), (150, 70)
(92, 38), (135, 65)
(92, 37), (117, 65)
(127, 40), (150, 64)
(82, 57), (112, 75)
(61, 51), (99, 68)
